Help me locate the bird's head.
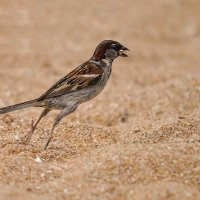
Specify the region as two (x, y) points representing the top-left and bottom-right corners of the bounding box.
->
(92, 40), (129, 61)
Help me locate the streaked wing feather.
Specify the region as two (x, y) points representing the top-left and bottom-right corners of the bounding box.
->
(37, 61), (103, 100)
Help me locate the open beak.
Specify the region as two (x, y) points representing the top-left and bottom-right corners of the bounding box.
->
(118, 46), (130, 57)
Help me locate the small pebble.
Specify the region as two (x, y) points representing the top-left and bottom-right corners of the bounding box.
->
(64, 188), (68, 193)
(34, 155), (42, 163)
(14, 133), (20, 141)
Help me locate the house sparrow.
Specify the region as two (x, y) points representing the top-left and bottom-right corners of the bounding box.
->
(0, 40), (129, 149)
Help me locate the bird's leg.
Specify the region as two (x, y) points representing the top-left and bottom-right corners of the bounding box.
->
(22, 108), (50, 144)
(43, 105), (77, 150)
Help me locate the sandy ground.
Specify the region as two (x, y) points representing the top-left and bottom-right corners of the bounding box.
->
(0, 0), (200, 199)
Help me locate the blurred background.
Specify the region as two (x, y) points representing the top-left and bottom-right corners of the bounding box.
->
(0, 1), (200, 199)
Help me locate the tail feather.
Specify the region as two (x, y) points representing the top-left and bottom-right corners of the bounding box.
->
(0, 99), (38, 114)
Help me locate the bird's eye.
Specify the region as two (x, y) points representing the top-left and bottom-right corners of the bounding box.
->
(111, 43), (120, 51)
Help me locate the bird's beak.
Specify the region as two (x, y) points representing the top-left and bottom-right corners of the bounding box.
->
(118, 46), (130, 57)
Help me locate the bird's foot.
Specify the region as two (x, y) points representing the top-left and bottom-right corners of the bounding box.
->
(21, 120), (35, 145)
(43, 135), (52, 150)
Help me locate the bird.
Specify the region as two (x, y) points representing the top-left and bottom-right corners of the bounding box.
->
(0, 40), (129, 149)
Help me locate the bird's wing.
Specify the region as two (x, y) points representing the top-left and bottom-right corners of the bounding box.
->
(37, 61), (104, 100)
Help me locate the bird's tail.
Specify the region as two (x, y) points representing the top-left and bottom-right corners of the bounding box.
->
(0, 99), (39, 114)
